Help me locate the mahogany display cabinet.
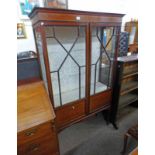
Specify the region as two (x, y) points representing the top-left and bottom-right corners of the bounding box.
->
(110, 54), (138, 129)
(29, 8), (124, 130)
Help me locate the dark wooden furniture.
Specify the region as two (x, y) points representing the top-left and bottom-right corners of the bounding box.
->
(17, 81), (60, 155)
(110, 54), (138, 129)
(17, 51), (41, 85)
(122, 124), (138, 154)
(29, 8), (124, 130)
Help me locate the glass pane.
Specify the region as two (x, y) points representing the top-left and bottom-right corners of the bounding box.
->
(35, 31), (48, 91)
(59, 57), (79, 104)
(45, 26), (86, 107)
(90, 26), (116, 95)
(129, 26), (136, 44)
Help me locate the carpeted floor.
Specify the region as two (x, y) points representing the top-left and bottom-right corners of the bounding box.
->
(58, 106), (138, 155)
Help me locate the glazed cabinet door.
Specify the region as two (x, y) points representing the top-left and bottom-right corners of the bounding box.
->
(34, 23), (88, 128)
(41, 23), (87, 109)
(89, 25), (119, 112)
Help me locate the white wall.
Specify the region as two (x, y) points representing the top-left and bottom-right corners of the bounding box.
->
(17, 1), (36, 53)
(68, 0), (138, 25)
(17, 0), (138, 53)
(16, 0), (44, 53)
(17, 21), (36, 53)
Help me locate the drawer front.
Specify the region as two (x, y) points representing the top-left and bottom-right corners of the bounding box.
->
(55, 100), (85, 129)
(90, 90), (112, 112)
(18, 135), (59, 155)
(18, 122), (54, 146)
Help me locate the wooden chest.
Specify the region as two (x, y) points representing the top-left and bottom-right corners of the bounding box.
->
(17, 81), (60, 155)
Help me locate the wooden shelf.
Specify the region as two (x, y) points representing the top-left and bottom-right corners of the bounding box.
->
(122, 72), (138, 79)
(121, 81), (138, 96)
(123, 69), (138, 76)
(111, 55), (138, 127)
(119, 93), (138, 109)
(53, 82), (108, 107)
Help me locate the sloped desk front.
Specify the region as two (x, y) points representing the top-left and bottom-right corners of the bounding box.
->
(17, 81), (59, 155)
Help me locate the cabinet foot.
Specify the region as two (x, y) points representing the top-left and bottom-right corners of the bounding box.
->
(112, 122), (118, 129)
(102, 110), (110, 125)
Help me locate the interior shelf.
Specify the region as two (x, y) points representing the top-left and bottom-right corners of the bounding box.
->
(111, 54), (138, 126)
(123, 69), (138, 76)
(119, 93), (138, 109)
(53, 82), (107, 107)
(120, 81), (138, 95)
(122, 72), (138, 79)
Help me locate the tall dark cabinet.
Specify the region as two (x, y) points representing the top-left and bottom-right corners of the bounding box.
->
(110, 54), (138, 129)
(29, 8), (124, 130)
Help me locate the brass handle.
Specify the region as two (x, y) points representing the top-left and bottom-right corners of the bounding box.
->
(72, 106), (75, 110)
(25, 129), (37, 136)
(27, 144), (40, 152)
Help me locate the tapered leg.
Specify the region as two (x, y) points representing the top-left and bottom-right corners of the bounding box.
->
(106, 110), (110, 125)
(112, 122), (118, 129)
(102, 110), (110, 125)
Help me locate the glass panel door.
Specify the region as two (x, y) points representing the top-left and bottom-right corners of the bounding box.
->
(45, 26), (86, 107)
(90, 26), (117, 95)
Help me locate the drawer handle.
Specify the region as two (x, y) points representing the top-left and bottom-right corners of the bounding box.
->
(27, 144), (40, 152)
(72, 106), (75, 110)
(25, 129), (37, 136)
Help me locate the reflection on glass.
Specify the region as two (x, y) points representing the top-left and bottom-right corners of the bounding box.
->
(129, 26), (136, 44)
(45, 26), (86, 107)
(91, 27), (116, 95)
(35, 31), (48, 91)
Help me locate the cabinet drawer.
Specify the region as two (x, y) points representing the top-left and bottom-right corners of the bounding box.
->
(18, 136), (59, 155)
(55, 100), (85, 129)
(18, 122), (54, 146)
(90, 90), (112, 112)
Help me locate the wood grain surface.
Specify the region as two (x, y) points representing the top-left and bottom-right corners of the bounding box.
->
(17, 81), (55, 132)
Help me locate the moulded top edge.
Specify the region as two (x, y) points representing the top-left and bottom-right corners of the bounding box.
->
(29, 7), (125, 19)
